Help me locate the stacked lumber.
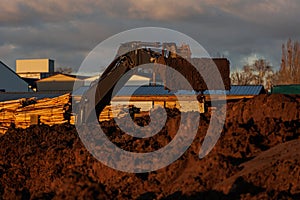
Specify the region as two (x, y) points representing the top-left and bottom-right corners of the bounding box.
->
(0, 94), (71, 133)
(0, 98), (25, 110)
(99, 105), (125, 122)
(0, 98), (25, 134)
(14, 94), (71, 129)
(0, 127), (8, 135)
(70, 115), (76, 125)
(99, 106), (115, 122)
(99, 104), (139, 122)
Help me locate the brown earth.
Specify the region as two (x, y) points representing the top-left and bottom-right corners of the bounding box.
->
(0, 94), (300, 199)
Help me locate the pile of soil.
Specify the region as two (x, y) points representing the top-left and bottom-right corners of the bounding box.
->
(0, 94), (300, 199)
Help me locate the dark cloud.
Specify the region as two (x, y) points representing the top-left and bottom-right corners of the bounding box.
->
(0, 0), (300, 73)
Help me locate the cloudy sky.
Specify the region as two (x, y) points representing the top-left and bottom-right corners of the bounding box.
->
(1, 0), (300, 74)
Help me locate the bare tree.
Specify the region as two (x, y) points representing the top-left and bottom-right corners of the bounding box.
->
(55, 67), (73, 74)
(230, 66), (255, 85)
(231, 59), (274, 90)
(251, 59), (274, 88)
(276, 39), (300, 84)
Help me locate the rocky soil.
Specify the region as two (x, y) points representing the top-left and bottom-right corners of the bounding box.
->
(0, 94), (300, 199)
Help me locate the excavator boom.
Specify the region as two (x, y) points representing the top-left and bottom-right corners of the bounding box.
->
(78, 46), (230, 123)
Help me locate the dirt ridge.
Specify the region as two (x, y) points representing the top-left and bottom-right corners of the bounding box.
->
(0, 94), (299, 199)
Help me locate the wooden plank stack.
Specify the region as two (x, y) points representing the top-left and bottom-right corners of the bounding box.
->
(99, 106), (112, 122)
(69, 115), (76, 125)
(99, 104), (135, 122)
(0, 98), (25, 134)
(0, 94), (71, 134)
(15, 94), (71, 129)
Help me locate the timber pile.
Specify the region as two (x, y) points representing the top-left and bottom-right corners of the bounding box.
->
(0, 98), (25, 134)
(99, 105), (128, 122)
(99, 106), (112, 122)
(0, 94), (71, 133)
(99, 104), (138, 122)
(15, 94), (71, 129)
(70, 115), (76, 125)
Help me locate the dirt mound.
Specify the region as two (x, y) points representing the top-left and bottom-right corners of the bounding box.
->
(0, 94), (299, 199)
(215, 139), (300, 197)
(227, 94), (300, 122)
(216, 94), (300, 159)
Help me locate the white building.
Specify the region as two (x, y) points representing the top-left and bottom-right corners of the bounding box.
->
(84, 74), (151, 86)
(0, 61), (29, 92)
(125, 75), (151, 86)
(16, 58), (54, 79)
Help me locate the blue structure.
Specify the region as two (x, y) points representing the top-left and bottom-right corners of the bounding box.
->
(0, 92), (64, 102)
(227, 85), (265, 95)
(73, 85), (265, 99)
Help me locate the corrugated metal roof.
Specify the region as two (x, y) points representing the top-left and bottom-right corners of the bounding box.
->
(203, 90), (226, 95)
(174, 90), (197, 95)
(116, 85), (173, 96)
(0, 92), (65, 102)
(271, 85), (300, 94)
(228, 85), (265, 95)
(72, 85), (173, 97)
(72, 85), (265, 97)
(203, 85), (264, 95)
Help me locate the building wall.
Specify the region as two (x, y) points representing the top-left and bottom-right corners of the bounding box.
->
(125, 75), (150, 86)
(84, 74), (150, 87)
(37, 74), (84, 92)
(37, 80), (83, 92)
(111, 101), (153, 111)
(17, 73), (42, 79)
(110, 100), (200, 112)
(16, 59), (54, 79)
(271, 85), (300, 94)
(0, 61), (29, 92)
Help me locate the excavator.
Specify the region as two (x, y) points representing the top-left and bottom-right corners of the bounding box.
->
(77, 42), (230, 124)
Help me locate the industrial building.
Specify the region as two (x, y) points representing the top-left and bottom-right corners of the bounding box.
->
(83, 74), (151, 87)
(73, 74), (153, 102)
(271, 85), (300, 94)
(16, 58), (54, 79)
(36, 74), (85, 92)
(111, 85), (266, 111)
(72, 84), (266, 115)
(0, 61), (29, 92)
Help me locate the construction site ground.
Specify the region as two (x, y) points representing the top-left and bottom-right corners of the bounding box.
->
(0, 94), (300, 199)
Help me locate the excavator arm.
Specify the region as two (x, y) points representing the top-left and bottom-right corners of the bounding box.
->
(79, 49), (155, 123)
(77, 47), (230, 123)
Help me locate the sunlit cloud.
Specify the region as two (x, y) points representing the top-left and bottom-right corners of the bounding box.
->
(0, 0), (299, 71)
